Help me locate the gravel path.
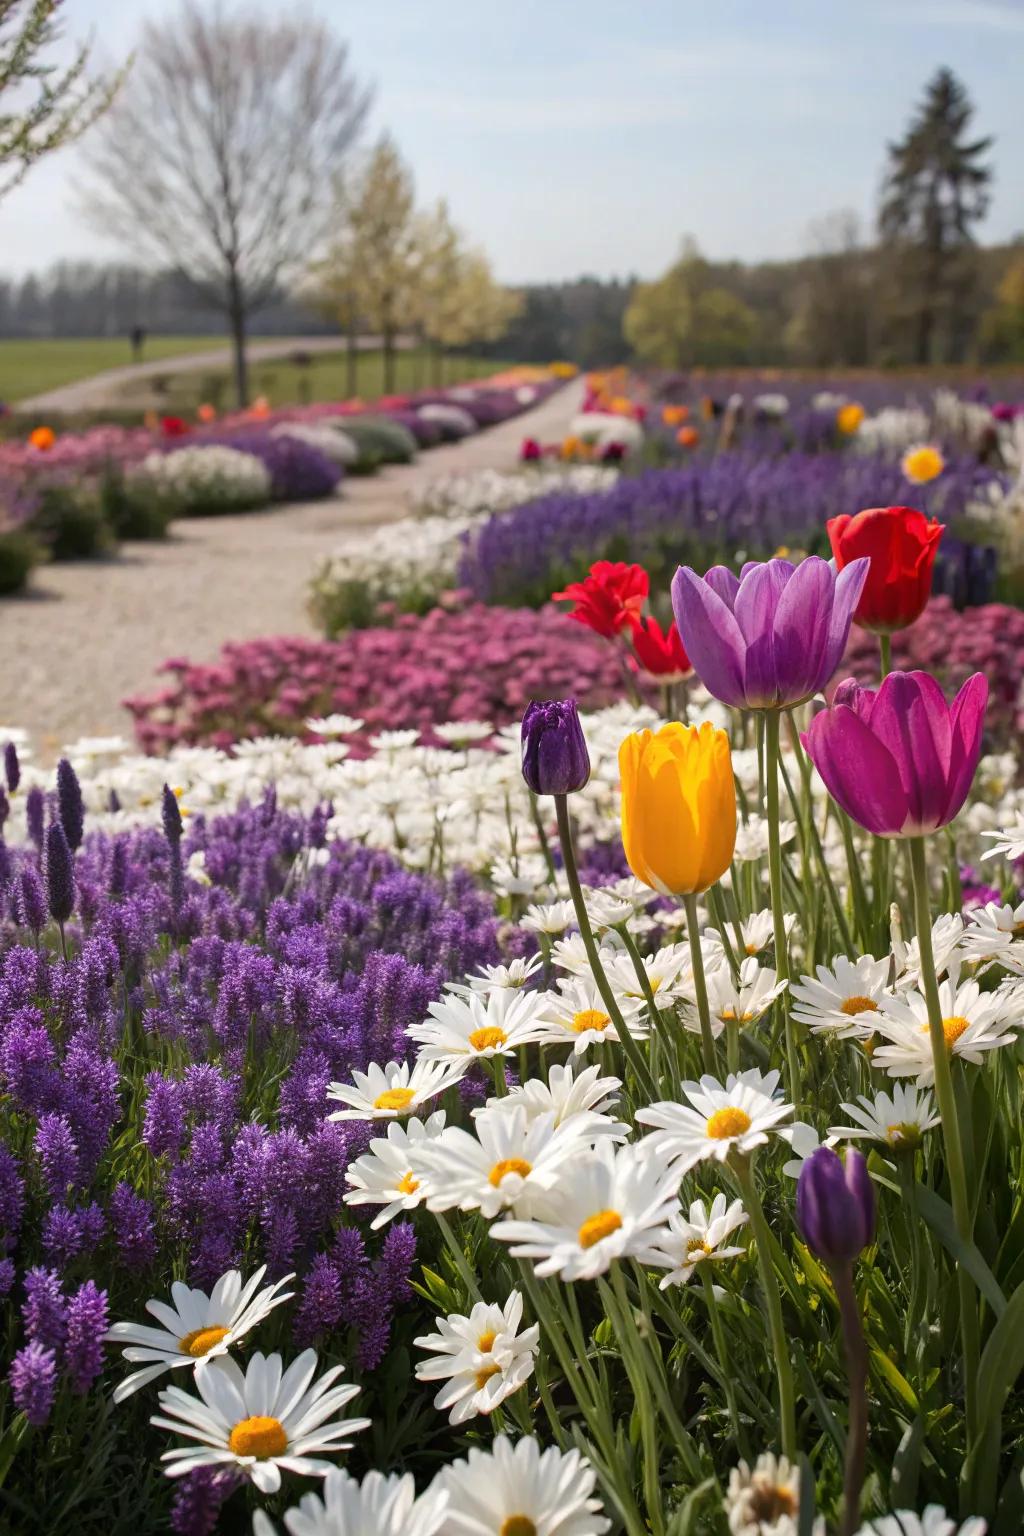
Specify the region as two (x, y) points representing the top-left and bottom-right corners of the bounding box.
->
(0, 379), (585, 753)
(19, 335), (401, 414)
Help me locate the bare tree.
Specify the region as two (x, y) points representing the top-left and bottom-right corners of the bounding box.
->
(0, 0), (120, 200)
(83, 2), (370, 405)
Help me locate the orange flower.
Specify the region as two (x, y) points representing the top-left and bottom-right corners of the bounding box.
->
(836, 403), (865, 435)
(197, 403), (217, 423)
(560, 435), (583, 460)
(677, 425), (700, 448)
(250, 396), (271, 419)
(662, 405), (689, 427)
(28, 426), (55, 451)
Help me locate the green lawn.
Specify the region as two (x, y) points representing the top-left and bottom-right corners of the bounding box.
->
(0, 336), (227, 402)
(139, 348), (512, 413)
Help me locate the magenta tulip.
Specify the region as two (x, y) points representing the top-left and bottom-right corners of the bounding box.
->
(802, 669), (988, 837)
(671, 556), (869, 710)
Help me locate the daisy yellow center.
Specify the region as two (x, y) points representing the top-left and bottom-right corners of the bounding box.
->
(469, 1025), (507, 1051)
(489, 1157), (532, 1187)
(500, 1519), (538, 1536)
(572, 1008), (610, 1034)
(475, 1362), (503, 1389)
(397, 1170), (419, 1194)
(1012, 922), (1024, 938)
(749, 1484), (796, 1522)
(178, 1324), (230, 1358)
(374, 1087), (415, 1112)
(578, 1209), (623, 1249)
(841, 996), (878, 1016)
(887, 1122), (923, 1149)
(719, 1007), (737, 1021)
(921, 1015), (970, 1048)
(228, 1415), (288, 1459)
(706, 1106), (752, 1140)
(649, 976), (663, 993)
(686, 1238), (713, 1256)
(477, 1330), (497, 1352)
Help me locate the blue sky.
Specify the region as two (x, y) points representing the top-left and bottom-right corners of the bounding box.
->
(2, 0), (1022, 282)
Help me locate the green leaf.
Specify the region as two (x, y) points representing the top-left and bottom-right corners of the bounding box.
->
(975, 1277), (1024, 1434)
(890, 1417), (923, 1509)
(870, 1349), (919, 1412)
(912, 1181), (1007, 1318)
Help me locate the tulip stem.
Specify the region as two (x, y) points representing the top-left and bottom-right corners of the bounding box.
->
(733, 1157), (797, 1459)
(764, 710), (800, 1105)
(878, 633), (892, 680)
(553, 794), (657, 1101)
(908, 835), (979, 1447)
(832, 1262), (869, 1536)
(683, 892), (718, 1075)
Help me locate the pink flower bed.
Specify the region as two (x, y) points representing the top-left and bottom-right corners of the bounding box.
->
(125, 604), (639, 753)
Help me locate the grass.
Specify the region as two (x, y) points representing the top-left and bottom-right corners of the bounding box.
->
(124, 347), (513, 413)
(0, 336), (227, 403)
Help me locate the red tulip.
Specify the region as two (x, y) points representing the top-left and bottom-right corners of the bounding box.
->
(520, 437), (542, 461)
(161, 415), (189, 438)
(628, 614), (693, 681)
(827, 505), (943, 634)
(552, 560), (649, 639)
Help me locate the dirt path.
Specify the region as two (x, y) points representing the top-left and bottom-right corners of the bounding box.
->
(18, 335), (403, 414)
(0, 378), (585, 753)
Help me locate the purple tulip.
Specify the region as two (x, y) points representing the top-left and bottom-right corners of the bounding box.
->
(671, 556), (870, 710)
(796, 1146), (876, 1267)
(521, 699), (591, 795)
(802, 669), (987, 838)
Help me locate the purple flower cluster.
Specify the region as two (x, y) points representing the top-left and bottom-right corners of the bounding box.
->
(0, 788), (505, 1440)
(458, 452), (1004, 609)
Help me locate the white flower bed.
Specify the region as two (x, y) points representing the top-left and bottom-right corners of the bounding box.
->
(270, 420), (360, 467)
(129, 444), (271, 514)
(411, 464), (618, 520)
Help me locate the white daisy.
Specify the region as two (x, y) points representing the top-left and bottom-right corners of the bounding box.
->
(981, 814), (1024, 861)
(445, 952), (546, 996)
(253, 1467), (447, 1536)
(521, 900), (577, 936)
(891, 913), (965, 990)
(326, 1059), (465, 1122)
(549, 933), (623, 976)
(829, 1085), (940, 1151)
(416, 1105), (584, 1219)
(649, 1193), (749, 1288)
(779, 1121), (837, 1180)
(873, 973), (1019, 1083)
(535, 974), (648, 1055)
(853, 1509), (986, 1536)
(441, 1435), (610, 1535)
(722, 909), (797, 958)
(343, 1113), (446, 1229)
(636, 1069), (793, 1172)
(478, 1060), (627, 1140)
(433, 720), (494, 745)
(725, 1452), (824, 1536)
(152, 1350), (370, 1494)
(734, 816), (796, 863)
(491, 1140), (683, 1282)
(106, 1266), (295, 1402)
(603, 941), (694, 1004)
(959, 900), (1024, 973)
(790, 954), (893, 1038)
(583, 888), (636, 929)
(414, 1290), (539, 1425)
(408, 988), (551, 1067)
(369, 730), (420, 752)
(304, 714), (364, 738)
(683, 958), (787, 1039)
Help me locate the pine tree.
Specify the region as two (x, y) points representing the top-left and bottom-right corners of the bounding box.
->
(879, 68), (993, 363)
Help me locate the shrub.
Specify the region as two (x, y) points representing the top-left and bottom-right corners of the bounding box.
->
(30, 482), (116, 561)
(211, 430), (342, 501)
(340, 416), (418, 466)
(97, 465), (172, 541)
(125, 604), (641, 752)
(270, 420), (360, 468)
(0, 528), (38, 592)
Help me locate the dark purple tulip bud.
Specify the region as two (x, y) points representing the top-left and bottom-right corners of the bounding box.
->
(107, 788), (121, 813)
(44, 822), (75, 924)
(0, 786), (8, 831)
(521, 699), (591, 796)
(25, 786), (45, 850)
(108, 838), (127, 898)
(796, 1146), (876, 1267)
(15, 866), (46, 931)
(161, 784), (183, 846)
(4, 741), (19, 793)
(56, 758), (85, 851)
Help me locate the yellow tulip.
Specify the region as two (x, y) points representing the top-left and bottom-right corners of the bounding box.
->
(618, 721), (736, 896)
(836, 402), (865, 434)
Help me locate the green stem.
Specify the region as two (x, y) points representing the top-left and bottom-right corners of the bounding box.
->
(554, 794), (657, 1100)
(879, 632), (892, 680)
(684, 892), (718, 1075)
(700, 1265), (744, 1450)
(734, 1157), (797, 1458)
(786, 715), (855, 954)
(764, 710), (800, 1105)
(434, 1213), (484, 1305)
(832, 1263), (869, 1536)
(908, 835), (979, 1445)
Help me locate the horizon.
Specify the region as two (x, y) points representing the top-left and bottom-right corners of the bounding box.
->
(0, 0), (1021, 287)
